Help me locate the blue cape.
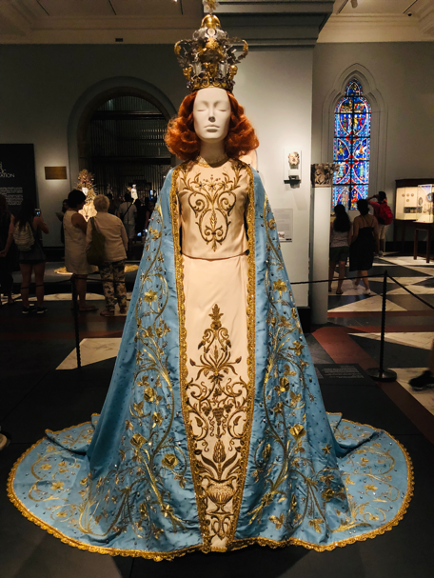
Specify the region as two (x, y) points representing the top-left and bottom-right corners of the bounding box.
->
(8, 166), (412, 559)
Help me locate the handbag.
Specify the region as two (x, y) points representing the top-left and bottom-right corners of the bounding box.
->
(86, 217), (106, 266)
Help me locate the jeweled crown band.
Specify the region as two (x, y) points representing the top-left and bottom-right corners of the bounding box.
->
(174, 11), (248, 93)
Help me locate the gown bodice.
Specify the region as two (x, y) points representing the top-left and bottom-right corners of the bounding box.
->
(177, 157), (249, 259)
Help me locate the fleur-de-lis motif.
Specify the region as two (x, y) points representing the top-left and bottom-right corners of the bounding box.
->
(179, 166), (242, 251)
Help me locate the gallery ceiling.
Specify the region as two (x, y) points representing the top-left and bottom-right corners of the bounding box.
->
(0, 0), (433, 43)
(334, 0), (422, 15)
(323, 0), (434, 41)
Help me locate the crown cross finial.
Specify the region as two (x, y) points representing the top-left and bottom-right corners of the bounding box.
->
(175, 1), (248, 93)
(203, 0), (219, 14)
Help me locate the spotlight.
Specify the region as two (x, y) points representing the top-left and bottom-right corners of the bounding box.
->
(351, 0), (358, 8)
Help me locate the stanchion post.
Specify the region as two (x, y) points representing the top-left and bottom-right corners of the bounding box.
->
(71, 275), (82, 369)
(367, 270), (397, 382)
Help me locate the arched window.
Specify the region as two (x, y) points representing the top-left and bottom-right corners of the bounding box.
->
(332, 79), (371, 210)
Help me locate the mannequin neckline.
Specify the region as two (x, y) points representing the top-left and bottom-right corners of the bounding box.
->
(196, 154), (229, 168)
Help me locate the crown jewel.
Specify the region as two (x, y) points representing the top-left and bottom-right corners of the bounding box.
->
(174, 0), (248, 93)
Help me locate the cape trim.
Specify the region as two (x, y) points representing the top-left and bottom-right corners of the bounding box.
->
(7, 418), (413, 560)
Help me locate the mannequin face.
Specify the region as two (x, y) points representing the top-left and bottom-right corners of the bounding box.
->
(193, 87), (231, 143)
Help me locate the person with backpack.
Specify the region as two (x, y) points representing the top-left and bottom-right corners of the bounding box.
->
(367, 191), (393, 257)
(1, 199), (49, 314)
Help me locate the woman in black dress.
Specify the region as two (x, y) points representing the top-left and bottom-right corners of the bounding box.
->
(349, 198), (379, 295)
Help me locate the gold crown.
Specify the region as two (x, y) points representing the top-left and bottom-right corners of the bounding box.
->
(174, 1), (248, 93)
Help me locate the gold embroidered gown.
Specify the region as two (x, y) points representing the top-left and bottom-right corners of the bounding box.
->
(8, 157), (412, 559)
(178, 156), (251, 550)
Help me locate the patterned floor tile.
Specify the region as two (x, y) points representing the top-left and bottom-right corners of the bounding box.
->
(349, 331), (434, 351)
(380, 256), (434, 268)
(330, 295), (406, 313)
(56, 337), (122, 370)
(392, 367), (434, 416)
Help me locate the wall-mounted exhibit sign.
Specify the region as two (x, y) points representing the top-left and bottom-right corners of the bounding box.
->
(45, 166), (67, 180)
(274, 208), (293, 242)
(0, 144), (37, 214)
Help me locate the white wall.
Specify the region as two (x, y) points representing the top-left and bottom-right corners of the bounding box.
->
(311, 42), (434, 242)
(0, 44), (315, 306)
(235, 48), (314, 306)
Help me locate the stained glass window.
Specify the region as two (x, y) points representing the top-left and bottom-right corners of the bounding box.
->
(332, 79), (371, 210)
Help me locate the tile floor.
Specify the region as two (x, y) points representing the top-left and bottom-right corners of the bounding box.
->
(327, 254), (434, 417)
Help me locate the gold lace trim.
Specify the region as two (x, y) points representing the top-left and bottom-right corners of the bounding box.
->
(171, 165), (211, 548)
(7, 419), (413, 560)
(227, 163), (256, 543)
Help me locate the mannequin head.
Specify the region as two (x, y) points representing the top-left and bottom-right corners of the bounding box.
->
(165, 89), (259, 161)
(193, 87), (231, 145)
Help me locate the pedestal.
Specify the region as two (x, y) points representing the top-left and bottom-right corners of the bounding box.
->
(311, 186), (331, 325)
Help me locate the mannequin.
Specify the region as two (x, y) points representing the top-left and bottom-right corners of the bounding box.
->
(8, 5), (412, 560)
(192, 87), (231, 162)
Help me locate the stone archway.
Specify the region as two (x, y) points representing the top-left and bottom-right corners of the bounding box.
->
(67, 77), (177, 192)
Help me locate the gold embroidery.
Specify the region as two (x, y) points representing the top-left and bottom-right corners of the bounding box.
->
(178, 162), (242, 251)
(18, 198), (189, 544)
(6, 168), (413, 560)
(250, 201), (347, 534)
(7, 419), (413, 559)
(227, 162), (256, 544)
(186, 304), (248, 544)
(173, 160), (255, 550)
(172, 164), (211, 549)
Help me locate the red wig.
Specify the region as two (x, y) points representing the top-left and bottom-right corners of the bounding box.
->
(165, 91), (259, 161)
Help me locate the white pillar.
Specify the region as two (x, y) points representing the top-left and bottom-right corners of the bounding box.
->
(311, 185), (332, 325)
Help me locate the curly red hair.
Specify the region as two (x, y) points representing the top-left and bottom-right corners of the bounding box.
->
(165, 91), (259, 161)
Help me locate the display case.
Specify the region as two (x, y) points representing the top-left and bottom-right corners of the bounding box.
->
(395, 179), (434, 221)
(416, 184), (433, 223)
